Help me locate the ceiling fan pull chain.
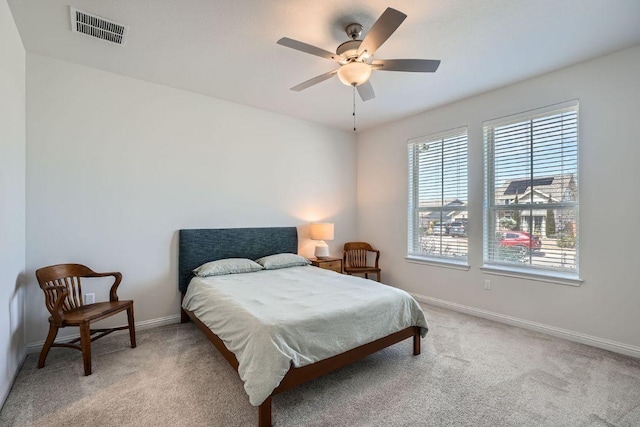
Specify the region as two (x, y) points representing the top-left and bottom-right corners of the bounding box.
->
(353, 84), (356, 132)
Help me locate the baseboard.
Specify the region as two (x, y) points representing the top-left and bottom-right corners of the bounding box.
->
(25, 314), (182, 354)
(0, 346), (28, 411)
(412, 293), (640, 359)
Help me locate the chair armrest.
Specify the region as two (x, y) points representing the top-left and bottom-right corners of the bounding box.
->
(107, 272), (122, 302)
(42, 285), (68, 325)
(83, 271), (122, 302)
(373, 250), (380, 268)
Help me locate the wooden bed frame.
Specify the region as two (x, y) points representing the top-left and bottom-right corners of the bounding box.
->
(178, 227), (422, 427)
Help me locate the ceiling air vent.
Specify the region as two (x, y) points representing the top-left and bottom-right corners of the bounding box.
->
(70, 7), (128, 45)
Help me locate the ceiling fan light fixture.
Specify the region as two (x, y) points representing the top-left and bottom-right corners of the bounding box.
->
(278, 7), (440, 112)
(337, 62), (372, 87)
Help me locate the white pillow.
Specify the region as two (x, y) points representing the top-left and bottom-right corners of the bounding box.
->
(193, 258), (263, 277)
(255, 253), (311, 270)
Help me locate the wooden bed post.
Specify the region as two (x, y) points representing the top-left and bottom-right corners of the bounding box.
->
(181, 308), (190, 323)
(413, 327), (421, 355)
(180, 294), (190, 323)
(258, 397), (272, 427)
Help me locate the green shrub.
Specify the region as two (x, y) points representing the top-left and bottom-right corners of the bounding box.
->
(557, 234), (576, 249)
(496, 245), (526, 263)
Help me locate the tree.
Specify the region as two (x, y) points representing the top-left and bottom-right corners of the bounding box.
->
(512, 195), (521, 231)
(499, 217), (516, 230)
(545, 195), (556, 237)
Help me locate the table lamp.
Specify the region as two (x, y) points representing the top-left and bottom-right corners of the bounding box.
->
(310, 223), (334, 259)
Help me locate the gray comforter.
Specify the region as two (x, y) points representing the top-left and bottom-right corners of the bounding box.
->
(182, 265), (428, 406)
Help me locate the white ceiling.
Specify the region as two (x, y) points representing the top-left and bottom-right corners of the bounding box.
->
(8, 0), (640, 132)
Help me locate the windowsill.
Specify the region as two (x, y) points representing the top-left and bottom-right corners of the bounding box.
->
(480, 264), (583, 286)
(405, 255), (470, 271)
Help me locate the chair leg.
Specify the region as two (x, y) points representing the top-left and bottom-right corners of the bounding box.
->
(79, 322), (92, 376)
(365, 273), (369, 279)
(377, 271), (381, 282)
(38, 323), (59, 369)
(127, 305), (137, 348)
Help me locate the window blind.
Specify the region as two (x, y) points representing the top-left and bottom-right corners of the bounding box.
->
(484, 101), (579, 276)
(408, 127), (468, 261)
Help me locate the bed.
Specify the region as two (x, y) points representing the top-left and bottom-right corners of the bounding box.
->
(179, 227), (428, 426)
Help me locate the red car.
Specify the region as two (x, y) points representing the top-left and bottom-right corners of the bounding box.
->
(498, 231), (541, 253)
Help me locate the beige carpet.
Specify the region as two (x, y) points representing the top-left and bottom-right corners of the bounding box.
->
(2, 304), (640, 426)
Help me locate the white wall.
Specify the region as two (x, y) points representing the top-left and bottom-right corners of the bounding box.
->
(25, 53), (357, 346)
(0, 0), (26, 407)
(357, 44), (640, 354)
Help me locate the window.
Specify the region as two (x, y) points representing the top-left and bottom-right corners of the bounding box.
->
(408, 127), (468, 263)
(483, 101), (579, 279)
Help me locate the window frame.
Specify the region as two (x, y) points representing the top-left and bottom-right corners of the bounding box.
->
(407, 126), (469, 268)
(482, 100), (581, 285)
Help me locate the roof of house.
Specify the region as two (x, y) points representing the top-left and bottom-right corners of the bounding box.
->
(496, 174), (576, 202)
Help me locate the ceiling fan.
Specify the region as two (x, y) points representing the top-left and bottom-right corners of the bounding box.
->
(277, 7), (441, 102)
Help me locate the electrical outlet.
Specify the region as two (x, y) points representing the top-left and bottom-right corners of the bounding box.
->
(83, 293), (95, 305)
(483, 279), (491, 290)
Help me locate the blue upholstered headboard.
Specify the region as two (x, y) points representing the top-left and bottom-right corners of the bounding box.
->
(178, 227), (299, 294)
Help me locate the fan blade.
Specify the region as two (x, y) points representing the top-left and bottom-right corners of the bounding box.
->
(277, 37), (339, 61)
(373, 59), (441, 72)
(357, 8), (407, 57)
(357, 81), (375, 101)
(290, 70), (337, 91)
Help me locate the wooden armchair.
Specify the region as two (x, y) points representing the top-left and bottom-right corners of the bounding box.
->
(343, 242), (381, 282)
(35, 263), (136, 376)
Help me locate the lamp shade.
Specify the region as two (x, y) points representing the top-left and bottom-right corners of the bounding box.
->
(337, 62), (372, 87)
(310, 223), (334, 241)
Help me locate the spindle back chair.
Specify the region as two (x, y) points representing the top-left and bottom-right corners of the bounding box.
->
(36, 263), (136, 376)
(342, 242), (381, 282)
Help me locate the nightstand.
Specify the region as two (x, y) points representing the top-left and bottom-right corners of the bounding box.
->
(309, 257), (342, 274)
